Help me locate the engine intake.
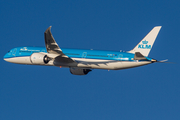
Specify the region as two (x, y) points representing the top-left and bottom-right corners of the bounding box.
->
(30, 53), (50, 65)
(70, 67), (91, 75)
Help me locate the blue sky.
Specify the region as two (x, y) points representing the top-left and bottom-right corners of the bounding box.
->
(0, 0), (180, 120)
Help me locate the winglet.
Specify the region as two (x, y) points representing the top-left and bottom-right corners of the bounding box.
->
(128, 26), (162, 56)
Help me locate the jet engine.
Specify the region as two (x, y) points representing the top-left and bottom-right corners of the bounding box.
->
(70, 67), (91, 75)
(30, 53), (51, 65)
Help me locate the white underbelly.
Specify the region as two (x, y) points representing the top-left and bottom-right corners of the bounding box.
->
(73, 58), (151, 70)
(4, 56), (32, 64)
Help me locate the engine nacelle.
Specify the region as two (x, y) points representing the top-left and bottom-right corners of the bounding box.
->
(70, 67), (91, 75)
(30, 53), (50, 65)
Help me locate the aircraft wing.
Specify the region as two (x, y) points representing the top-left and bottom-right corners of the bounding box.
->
(44, 26), (76, 64)
(44, 26), (64, 55)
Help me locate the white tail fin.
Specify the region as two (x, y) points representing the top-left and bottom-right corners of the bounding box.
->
(128, 26), (162, 56)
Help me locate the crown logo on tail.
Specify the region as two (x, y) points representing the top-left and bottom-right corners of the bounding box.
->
(138, 40), (151, 49)
(142, 40), (148, 44)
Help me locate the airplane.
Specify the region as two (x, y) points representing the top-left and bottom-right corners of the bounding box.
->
(4, 26), (164, 75)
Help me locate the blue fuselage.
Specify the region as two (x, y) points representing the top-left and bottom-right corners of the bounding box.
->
(4, 46), (149, 61)
(4, 47), (153, 70)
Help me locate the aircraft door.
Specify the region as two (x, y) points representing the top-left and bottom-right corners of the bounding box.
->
(118, 54), (123, 61)
(12, 48), (17, 56)
(82, 52), (87, 58)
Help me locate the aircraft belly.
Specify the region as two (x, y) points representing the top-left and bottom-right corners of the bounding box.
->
(72, 58), (111, 62)
(75, 58), (151, 70)
(77, 63), (115, 70)
(115, 61), (151, 70)
(73, 58), (119, 70)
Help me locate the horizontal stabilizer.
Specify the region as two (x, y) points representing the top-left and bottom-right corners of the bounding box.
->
(156, 59), (174, 63)
(134, 52), (147, 60)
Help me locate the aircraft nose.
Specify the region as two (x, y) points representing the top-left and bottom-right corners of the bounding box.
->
(4, 53), (8, 61)
(3, 52), (11, 62)
(4, 58), (8, 62)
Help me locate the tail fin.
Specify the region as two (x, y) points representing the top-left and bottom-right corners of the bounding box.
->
(128, 26), (162, 56)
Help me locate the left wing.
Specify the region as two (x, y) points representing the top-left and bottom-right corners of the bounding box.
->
(44, 26), (76, 64)
(44, 26), (64, 55)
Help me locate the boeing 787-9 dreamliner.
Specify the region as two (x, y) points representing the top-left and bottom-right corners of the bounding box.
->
(4, 26), (166, 75)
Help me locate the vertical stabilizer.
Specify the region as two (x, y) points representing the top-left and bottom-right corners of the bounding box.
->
(128, 26), (161, 56)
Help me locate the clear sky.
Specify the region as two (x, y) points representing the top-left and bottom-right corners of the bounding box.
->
(0, 0), (180, 120)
